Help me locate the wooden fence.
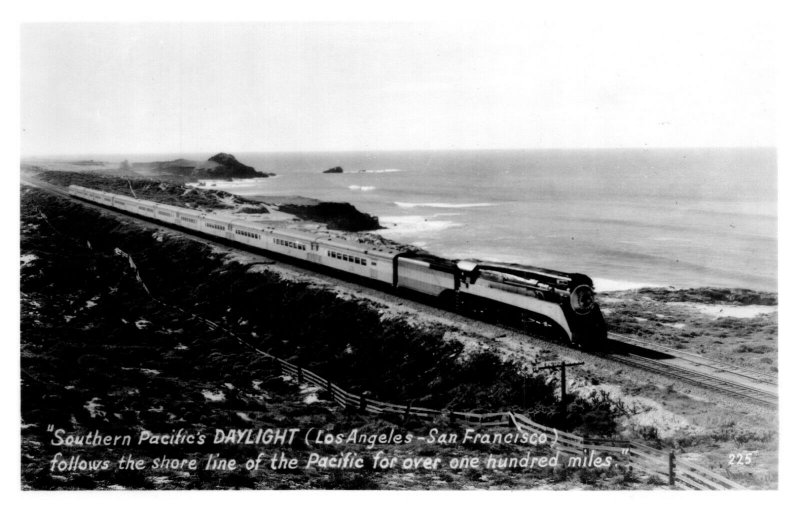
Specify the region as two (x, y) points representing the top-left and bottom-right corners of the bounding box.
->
(273, 357), (747, 490)
(114, 247), (748, 490)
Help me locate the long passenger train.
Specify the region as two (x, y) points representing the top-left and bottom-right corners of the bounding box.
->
(68, 185), (608, 347)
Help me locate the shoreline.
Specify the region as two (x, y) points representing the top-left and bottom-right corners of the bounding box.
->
(25, 165), (779, 298)
(23, 159), (777, 294)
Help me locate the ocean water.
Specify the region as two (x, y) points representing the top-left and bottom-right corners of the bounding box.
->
(78, 148), (780, 292)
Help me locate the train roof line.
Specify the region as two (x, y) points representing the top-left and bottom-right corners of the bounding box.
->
(72, 185), (404, 258)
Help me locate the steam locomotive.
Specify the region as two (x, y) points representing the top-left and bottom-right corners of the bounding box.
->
(68, 185), (608, 347)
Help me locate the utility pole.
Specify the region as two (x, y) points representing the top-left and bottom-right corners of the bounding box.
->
(535, 361), (584, 407)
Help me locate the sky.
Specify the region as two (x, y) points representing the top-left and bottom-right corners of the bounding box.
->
(21, 17), (775, 156)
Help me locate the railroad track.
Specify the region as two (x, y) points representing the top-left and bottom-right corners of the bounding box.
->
(610, 332), (777, 386)
(22, 176), (780, 409)
(604, 353), (778, 408)
(606, 332), (778, 408)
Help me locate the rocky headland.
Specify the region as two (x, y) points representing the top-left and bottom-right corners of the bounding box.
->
(130, 153), (274, 180)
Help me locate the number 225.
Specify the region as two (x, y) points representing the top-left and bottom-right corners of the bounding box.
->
(729, 452), (753, 465)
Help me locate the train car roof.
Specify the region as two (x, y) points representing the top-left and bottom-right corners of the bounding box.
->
(263, 226), (319, 240)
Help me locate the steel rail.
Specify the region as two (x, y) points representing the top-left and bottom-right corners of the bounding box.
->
(609, 331), (777, 386)
(604, 352), (778, 408)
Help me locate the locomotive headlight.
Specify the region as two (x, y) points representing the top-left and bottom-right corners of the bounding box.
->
(570, 284), (596, 315)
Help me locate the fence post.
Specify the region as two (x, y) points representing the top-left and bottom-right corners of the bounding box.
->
(297, 366), (303, 385)
(668, 451), (675, 486)
(404, 401), (412, 421)
(359, 392), (366, 413)
(327, 378), (333, 397)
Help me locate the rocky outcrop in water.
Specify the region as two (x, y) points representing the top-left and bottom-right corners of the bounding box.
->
(278, 202), (382, 231)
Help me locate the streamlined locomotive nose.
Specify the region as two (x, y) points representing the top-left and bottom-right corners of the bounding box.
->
(570, 284), (596, 315)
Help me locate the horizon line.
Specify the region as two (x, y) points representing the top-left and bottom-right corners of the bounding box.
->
(20, 145), (778, 159)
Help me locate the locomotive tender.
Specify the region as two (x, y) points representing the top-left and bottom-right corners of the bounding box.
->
(68, 185), (607, 347)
